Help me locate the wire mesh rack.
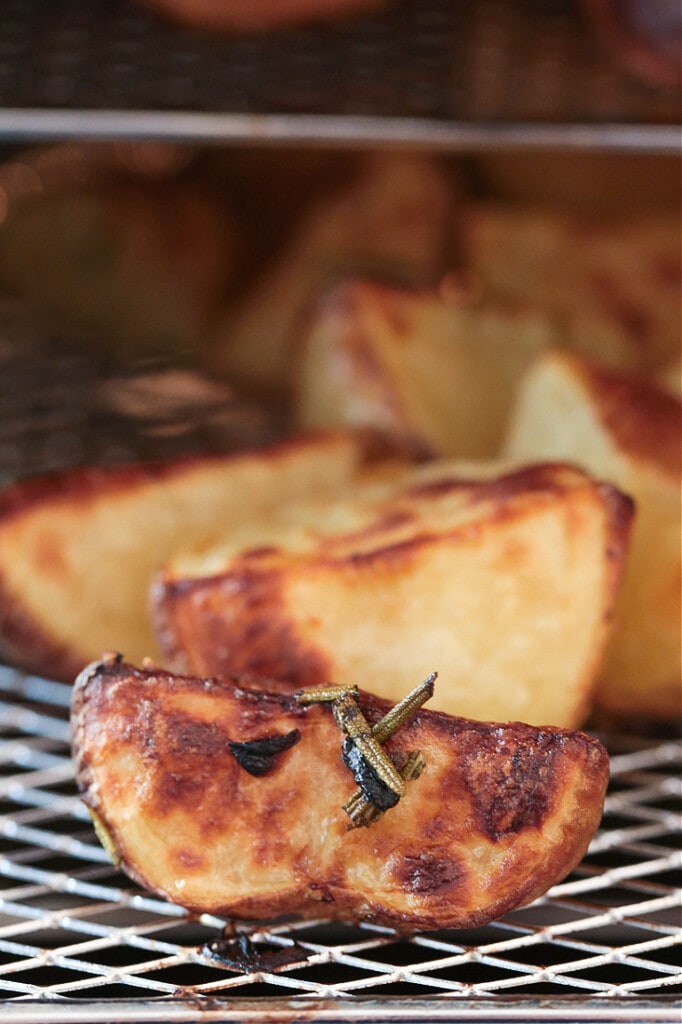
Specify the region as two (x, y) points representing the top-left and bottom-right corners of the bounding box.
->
(0, 0), (679, 149)
(0, 665), (680, 1021)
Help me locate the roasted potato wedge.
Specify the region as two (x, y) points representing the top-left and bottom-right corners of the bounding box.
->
(293, 279), (557, 457)
(208, 152), (459, 393)
(72, 656), (609, 930)
(463, 204), (681, 374)
(505, 351), (682, 721)
(0, 432), (397, 681)
(154, 461), (633, 728)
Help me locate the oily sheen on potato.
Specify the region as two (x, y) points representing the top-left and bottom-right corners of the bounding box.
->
(505, 350), (681, 721)
(153, 460), (633, 728)
(72, 656), (609, 930)
(0, 432), (394, 682)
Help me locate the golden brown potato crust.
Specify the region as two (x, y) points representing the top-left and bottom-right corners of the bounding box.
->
(72, 657), (609, 930)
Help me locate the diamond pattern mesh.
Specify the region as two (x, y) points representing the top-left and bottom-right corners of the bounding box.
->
(1, 666), (680, 1016)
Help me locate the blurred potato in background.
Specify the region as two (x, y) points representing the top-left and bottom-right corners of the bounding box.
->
(207, 152), (461, 395)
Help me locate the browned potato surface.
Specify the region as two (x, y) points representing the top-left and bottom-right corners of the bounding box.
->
(294, 279), (557, 457)
(154, 461), (633, 728)
(505, 351), (681, 721)
(0, 432), (395, 681)
(72, 656), (609, 930)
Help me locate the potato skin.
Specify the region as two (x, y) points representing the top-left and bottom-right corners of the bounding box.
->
(72, 657), (609, 930)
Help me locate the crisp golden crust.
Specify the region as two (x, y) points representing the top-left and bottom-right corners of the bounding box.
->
(72, 657), (609, 930)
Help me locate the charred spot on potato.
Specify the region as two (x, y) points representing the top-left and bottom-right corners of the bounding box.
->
(392, 851), (466, 896)
(228, 728), (301, 777)
(157, 770), (206, 813)
(164, 717), (230, 758)
(460, 729), (562, 841)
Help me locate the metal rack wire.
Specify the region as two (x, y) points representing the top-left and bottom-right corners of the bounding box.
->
(0, 0), (679, 148)
(0, 665), (680, 1020)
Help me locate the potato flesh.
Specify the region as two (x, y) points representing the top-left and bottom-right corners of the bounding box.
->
(156, 462), (632, 728)
(505, 351), (681, 719)
(72, 659), (610, 930)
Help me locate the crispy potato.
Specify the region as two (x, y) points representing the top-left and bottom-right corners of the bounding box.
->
(154, 461), (632, 728)
(293, 279), (557, 458)
(72, 655), (609, 929)
(208, 152), (459, 393)
(0, 432), (395, 681)
(0, 182), (232, 356)
(504, 351), (682, 722)
(463, 204), (681, 374)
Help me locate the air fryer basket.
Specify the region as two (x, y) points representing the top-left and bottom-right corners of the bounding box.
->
(0, 0), (680, 1020)
(0, 0), (679, 147)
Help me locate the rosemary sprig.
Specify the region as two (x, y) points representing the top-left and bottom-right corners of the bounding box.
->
(296, 673), (436, 828)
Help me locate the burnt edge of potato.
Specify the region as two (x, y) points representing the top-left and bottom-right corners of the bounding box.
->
(71, 656), (610, 931)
